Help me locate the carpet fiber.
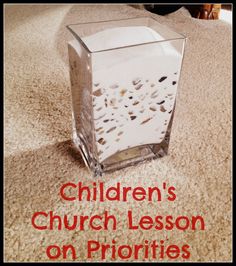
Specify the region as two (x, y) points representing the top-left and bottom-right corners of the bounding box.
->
(4, 4), (232, 262)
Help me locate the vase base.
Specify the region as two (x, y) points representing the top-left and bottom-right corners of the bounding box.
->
(72, 109), (174, 176)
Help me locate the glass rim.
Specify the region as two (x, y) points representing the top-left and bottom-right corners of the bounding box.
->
(66, 16), (187, 54)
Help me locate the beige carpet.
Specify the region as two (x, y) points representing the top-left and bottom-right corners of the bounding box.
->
(4, 4), (232, 262)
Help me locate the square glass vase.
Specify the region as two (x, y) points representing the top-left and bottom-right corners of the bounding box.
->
(67, 16), (186, 176)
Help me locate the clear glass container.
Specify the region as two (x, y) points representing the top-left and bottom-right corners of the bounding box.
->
(67, 16), (186, 176)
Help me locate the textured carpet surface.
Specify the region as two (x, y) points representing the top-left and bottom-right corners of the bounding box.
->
(4, 4), (232, 262)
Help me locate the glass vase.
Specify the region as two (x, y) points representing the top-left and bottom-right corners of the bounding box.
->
(67, 16), (186, 176)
